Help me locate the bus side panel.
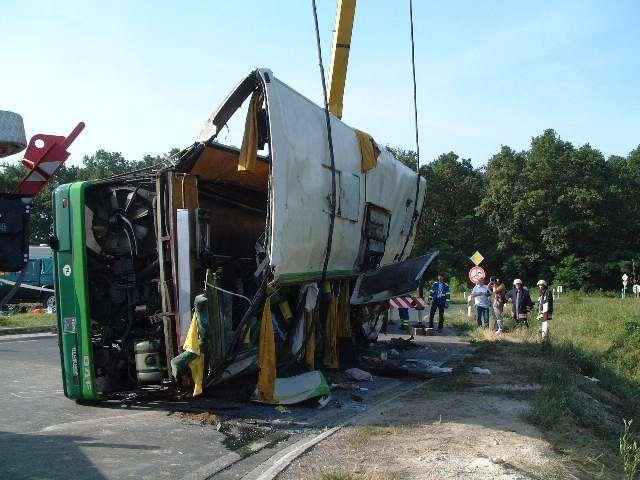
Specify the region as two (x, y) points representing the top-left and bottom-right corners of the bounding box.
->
(53, 182), (98, 400)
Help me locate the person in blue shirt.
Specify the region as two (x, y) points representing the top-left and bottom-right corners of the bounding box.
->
(428, 273), (451, 331)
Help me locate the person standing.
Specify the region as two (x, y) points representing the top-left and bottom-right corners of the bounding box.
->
(471, 278), (491, 327)
(536, 280), (553, 340)
(506, 279), (533, 327)
(428, 273), (451, 331)
(492, 276), (507, 333)
(398, 306), (410, 331)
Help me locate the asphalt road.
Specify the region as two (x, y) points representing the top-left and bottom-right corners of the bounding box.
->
(0, 325), (472, 480)
(0, 333), (232, 480)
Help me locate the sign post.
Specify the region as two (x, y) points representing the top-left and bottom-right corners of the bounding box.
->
(633, 284), (640, 299)
(622, 274), (629, 299)
(556, 285), (563, 299)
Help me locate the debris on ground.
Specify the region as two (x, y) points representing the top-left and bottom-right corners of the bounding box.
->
(344, 368), (373, 382)
(426, 366), (453, 375)
(387, 336), (419, 350)
(331, 382), (357, 390)
(350, 393), (364, 402)
(471, 367), (492, 375)
(178, 411), (223, 426)
(359, 333), (456, 380)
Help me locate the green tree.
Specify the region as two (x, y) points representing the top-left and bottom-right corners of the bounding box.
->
(392, 148), (491, 284)
(418, 152), (490, 281)
(386, 145), (418, 171)
(480, 130), (633, 289)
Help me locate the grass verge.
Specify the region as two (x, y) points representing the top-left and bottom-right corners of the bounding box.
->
(443, 292), (640, 479)
(0, 312), (56, 329)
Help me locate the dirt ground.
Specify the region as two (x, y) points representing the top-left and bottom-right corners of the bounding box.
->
(278, 338), (571, 480)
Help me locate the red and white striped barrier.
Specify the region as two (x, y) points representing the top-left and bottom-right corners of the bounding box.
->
(15, 122), (84, 197)
(389, 296), (427, 309)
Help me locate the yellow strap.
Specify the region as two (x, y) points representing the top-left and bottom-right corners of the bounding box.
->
(184, 311), (204, 396)
(337, 280), (351, 338)
(238, 91), (263, 172)
(323, 294), (339, 369)
(188, 356), (204, 396)
(257, 298), (276, 402)
(355, 129), (381, 173)
(304, 310), (316, 370)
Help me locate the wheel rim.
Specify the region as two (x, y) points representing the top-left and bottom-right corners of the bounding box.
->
(46, 295), (56, 311)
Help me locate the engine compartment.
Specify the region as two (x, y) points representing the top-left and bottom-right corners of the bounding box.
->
(80, 144), (271, 395)
(84, 180), (163, 392)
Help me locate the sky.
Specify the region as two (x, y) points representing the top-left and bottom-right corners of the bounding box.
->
(2, 0), (639, 168)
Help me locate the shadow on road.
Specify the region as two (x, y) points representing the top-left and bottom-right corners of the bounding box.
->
(0, 430), (159, 480)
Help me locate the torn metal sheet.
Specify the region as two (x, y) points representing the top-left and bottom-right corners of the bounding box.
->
(351, 251), (438, 305)
(253, 371), (331, 405)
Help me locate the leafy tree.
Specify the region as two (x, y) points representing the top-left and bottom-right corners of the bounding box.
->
(478, 145), (532, 278)
(391, 148), (491, 284)
(552, 254), (592, 290)
(404, 129), (638, 291)
(420, 152), (491, 282)
(387, 146), (417, 171)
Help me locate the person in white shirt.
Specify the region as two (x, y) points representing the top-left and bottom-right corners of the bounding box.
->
(471, 278), (491, 327)
(536, 279), (554, 340)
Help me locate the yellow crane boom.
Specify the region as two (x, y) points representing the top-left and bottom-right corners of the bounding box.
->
(328, 0), (357, 119)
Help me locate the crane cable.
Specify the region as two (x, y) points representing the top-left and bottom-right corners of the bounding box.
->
(398, 0), (422, 260)
(311, 0), (338, 282)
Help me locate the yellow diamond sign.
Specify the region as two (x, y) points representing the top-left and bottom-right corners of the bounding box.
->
(470, 251), (484, 266)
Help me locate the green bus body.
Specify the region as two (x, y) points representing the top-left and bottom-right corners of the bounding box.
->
(54, 182), (98, 400)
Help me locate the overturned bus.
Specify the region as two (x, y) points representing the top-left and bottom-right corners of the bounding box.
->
(52, 68), (435, 402)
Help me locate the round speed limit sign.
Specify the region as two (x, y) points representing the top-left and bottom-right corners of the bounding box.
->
(469, 266), (486, 284)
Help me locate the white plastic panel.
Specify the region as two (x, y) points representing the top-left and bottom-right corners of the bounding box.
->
(195, 69), (426, 283)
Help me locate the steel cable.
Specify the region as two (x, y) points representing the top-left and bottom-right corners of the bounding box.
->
(399, 0), (423, 260)
(311, 0), (338, 282)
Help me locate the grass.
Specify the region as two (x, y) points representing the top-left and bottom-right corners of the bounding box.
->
(621, 420), (640, 480)
(0, 312), (56, 328)
(445, 292), (640, 479)
(316, 468), (393, 480)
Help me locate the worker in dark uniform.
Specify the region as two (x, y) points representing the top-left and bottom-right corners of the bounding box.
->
(506, 279), (534, 327)
(428, 273), (450, 332)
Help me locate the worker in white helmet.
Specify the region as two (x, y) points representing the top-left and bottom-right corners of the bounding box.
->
(506, 279), (533, 327)
(536, 279), (554, 340)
